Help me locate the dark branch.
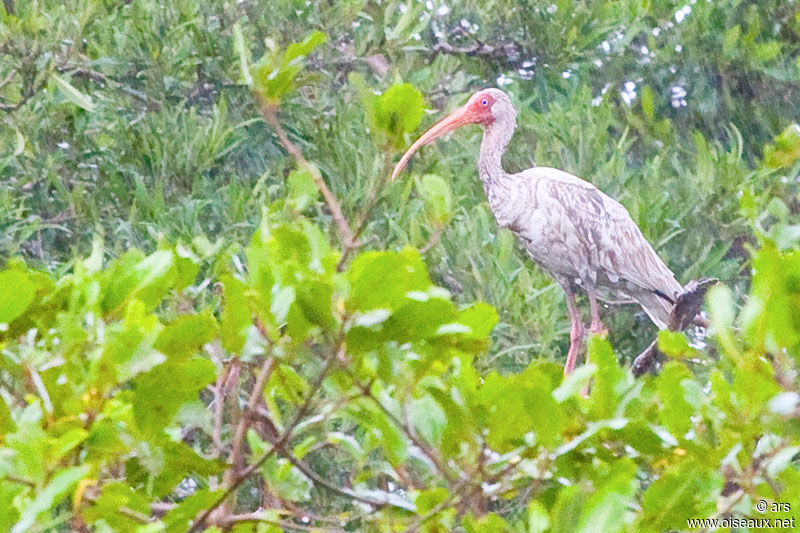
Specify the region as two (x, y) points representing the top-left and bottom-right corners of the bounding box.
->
(632, 278), (718, 377)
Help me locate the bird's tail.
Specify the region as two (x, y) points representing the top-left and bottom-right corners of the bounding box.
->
(632, 289), (675, 330)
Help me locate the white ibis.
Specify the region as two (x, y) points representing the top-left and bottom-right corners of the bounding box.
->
(392, 88), (683, 377)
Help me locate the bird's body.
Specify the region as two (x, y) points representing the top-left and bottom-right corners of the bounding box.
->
(483, 165), (681, 328)
(392, 88), (683, 376)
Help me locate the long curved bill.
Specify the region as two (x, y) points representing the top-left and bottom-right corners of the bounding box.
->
(390, 105), (472, 181)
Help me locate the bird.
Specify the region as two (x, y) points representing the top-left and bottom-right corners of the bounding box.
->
(391, 88), (683, 377)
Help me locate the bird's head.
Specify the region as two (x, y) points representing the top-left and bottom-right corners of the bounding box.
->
(391, 88), (515, 180)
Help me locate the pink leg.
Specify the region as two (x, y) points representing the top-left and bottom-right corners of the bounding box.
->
(560, 282), (584, 376)
(582, 283), (604, 397)
(586, 283), (604, 335)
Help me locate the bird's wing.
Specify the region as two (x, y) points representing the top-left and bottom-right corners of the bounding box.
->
(517, 167), (682, 298)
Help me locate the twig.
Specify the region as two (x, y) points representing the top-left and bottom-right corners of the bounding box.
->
(356, 379), (461, 485)
(2, 475), (35, 488)
(230, 357), (276, 474)
(211, 374), (226, 458)
(632, 278), (717, 377)
(0, 66), (19, 92)
(420, 226), (444, 253)
(189, 344), (341, 532)
(259, 100), (357, 249)
(0, 75), (47, 112)
(431, 39), (521, 63)
(64, 66), (157, 107)
(337, 148), (395, 269)
(222, 513), (348, 532)
(271, 436), (393, 508)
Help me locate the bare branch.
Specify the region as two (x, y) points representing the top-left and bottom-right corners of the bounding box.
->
(420, 226), (444, 253)
(268, 433), (395, 508)
(259, 100), (357, 250)
(222, 512), (348, 532)
(229, 356), (276, 475)
(632, 278), (717, 376)
(431, 39), (521, 63)
(189, 344), (342, 532)
(356, 379), (462, 485)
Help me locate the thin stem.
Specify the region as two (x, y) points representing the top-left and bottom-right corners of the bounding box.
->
(259, 100), (356, 249)
(189, 344), (341, 532)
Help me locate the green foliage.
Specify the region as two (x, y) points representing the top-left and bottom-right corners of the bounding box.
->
(365, 82), (426, 148)
(1, 0), (799, 531)
(249, 30), (327, 104)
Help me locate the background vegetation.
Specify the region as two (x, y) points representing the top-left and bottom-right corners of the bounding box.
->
(1, 0), (799, 531)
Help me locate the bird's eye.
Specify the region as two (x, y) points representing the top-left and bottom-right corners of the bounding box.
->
(481, 99), (488, 106)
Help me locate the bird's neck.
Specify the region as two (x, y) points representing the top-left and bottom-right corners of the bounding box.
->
(477, 116), (515, 190)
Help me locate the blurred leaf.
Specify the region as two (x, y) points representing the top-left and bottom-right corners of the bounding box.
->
(527, 500), (551, 533)
(0, 395), (15, 435)
(251, 31), (327, 103)
(286, 168), (319, 212)
(640, 459), (722, 531)
(220, 274), (250, 353)
(367, 82), (425, 147)
(154, 312), (218, 360)
(347, 248), (429, 311)
(416, 174), (454, 225)
(133, 358), (217, 434)
(232, 23), (252, 87)
(764, 123), (800, 169)
(52, 73), (96, 112)
(162, 489), (223, 533)
(11, 465), (88, 533)
(0, 270), (34, 324)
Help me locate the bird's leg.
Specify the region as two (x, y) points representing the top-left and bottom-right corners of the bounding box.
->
(582, 283), (607, 398)
(560, 282), (584, 376)
(586, 283), (606, 336)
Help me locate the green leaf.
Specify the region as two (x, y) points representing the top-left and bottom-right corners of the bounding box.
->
(587, 337), (627, 418)
(655, 362), (695, 438)
(283, 30), (327, 64)
(251, 31), (327, 102)
(133, 358), (217, 434)
(640, 459), (722, 531)
(163, 489), (224, 533)
(83, 481), (151, 530)
(286, 168), (319, 212)
(641, 85), (654, 120)
(576, 459), (637, 533)
(416, 174), (454, 225)
(722, 25), (741, 56)
(409, 394), (447, 445)
(102, 249), (177, 312)
(52, 73), (96, 112)
(478, 364), (563, 450)
(0, 395), (16, 435)
(464, 513), (514, 533)
(295, 280), (336, 331)
(347, 248), (429, 311)
(527, 500), (551, 533)
(656, 330), (691, 359)
(0, 270), (35, 324)
(367, 82), (425, 147)
(11, 465), (88, 533)
(154, 312), (218, 360)
(232, 23), (253, 87)
(220, 274), (251, 353)
(764, 123), (800, 169)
